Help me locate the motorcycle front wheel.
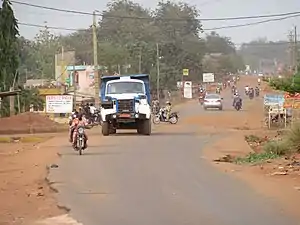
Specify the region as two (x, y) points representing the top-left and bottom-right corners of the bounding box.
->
(77, 137), (84, 155)
(152, 115), (161, 124)
(169, 116), (178, 124)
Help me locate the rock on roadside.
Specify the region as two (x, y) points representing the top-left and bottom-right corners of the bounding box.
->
(35, 214), (83, 225)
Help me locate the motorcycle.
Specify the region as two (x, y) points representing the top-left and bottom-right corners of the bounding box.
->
(199, 95), (205, 105)
(153, 109), (179, 124)
(92, 110), (101, 125)
(234, 101), (242, 111)
(74, 125), (86, 155)
(249, 91), (254, 99)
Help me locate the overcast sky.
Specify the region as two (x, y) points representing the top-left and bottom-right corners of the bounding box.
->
(12, 0), (300, 44)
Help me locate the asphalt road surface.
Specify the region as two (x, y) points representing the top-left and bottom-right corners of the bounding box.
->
(49, 92), (299, 225)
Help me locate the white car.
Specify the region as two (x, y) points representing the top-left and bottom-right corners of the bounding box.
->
(203, 94), (223, 110)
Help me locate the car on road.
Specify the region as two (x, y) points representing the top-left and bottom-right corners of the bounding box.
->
(203, 93), (223, 110)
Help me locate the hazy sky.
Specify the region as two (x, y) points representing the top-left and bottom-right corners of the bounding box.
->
(12, 0), (300, 44)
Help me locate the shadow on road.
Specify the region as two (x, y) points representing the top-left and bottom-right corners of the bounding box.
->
(59, 151), (122, 156)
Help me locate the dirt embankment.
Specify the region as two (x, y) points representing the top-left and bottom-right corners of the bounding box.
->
(0, 112), (67, 134)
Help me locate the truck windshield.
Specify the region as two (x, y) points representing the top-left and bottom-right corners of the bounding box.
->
(107, 82), (145, 94)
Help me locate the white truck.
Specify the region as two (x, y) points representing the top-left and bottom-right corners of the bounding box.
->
(100, 74), (152, 136)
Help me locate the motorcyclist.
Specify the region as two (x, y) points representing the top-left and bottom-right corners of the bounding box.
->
(233, 93), (242, 108)
(245, 85), (249, 94)
(69, 114), (88, 148)
(69, 109), (78, 126)
(231, 85), (236, 94)
(162, 101), (172, 121)
(151, 99), (160, 114)
(89, 103), (96, 114)
(255, 86), (260, 96)
(216, 86), (221, 94)
(258, 77), (261, 85)
(249, 87), (254, 98)
(83, 103), (90, 117)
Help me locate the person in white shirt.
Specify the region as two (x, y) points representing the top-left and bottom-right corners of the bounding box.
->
(89, 103), (97, 114)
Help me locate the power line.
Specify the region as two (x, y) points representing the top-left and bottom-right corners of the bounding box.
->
(11, 0), (300, 21)
(19, 14), (300, 32)
(18, 22), (80, 31)
(16, 21), (294, 47)
(204, 14), (300, 31)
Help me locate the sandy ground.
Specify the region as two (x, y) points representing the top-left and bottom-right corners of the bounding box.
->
(0, 137), (65, 224)
(200, 76), (300, 218)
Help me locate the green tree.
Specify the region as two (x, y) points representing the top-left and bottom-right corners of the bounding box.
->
(153, 1), (204, 86)
(0, 0), (19, 116)
(205, 32), (235, 54)
(33, 26), (61, 79)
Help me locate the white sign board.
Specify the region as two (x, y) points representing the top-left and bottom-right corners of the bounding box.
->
(46, 95), (73, 113)
(183, 81), (192, 99)
(203, 73), (214, 82)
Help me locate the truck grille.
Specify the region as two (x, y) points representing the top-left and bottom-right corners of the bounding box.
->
(117, 99), (134, 112)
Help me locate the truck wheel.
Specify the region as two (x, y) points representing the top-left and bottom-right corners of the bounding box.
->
(102, 122), (110, 136)
(137, 126), (142, 134)
(142, 119), (151, 135)
(110, 128), (116, 134)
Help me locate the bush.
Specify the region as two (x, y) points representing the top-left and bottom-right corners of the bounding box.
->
(269, 73), (300, 93)
(285, 122), (300, 153)
(262, 140), (290, 155)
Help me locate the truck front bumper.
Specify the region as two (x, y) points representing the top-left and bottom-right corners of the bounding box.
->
(105, 112), (147, 121)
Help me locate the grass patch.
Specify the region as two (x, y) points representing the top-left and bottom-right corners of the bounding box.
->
(0, 136), (49, 143)
(20, 136), (48, 143)
(0, 137), (11, 143)
(237, 123), (300, 164)
(235, 151), (279, 164)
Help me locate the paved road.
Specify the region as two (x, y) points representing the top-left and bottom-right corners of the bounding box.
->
(49, 89), (298, 225)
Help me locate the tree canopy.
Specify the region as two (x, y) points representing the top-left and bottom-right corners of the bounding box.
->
(7, 0), (244, 92)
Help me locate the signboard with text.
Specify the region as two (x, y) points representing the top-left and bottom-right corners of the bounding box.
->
(203, 73), (215, 82)
(46, 95), (73, 113)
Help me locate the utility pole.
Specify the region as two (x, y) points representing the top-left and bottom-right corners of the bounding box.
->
(73, 65), (76, 109)
(288, 30), (294, 72)
(294, 26), (298, 73)
(138, 47), (142, 74)
(156, 43), (160, 102)
(93, 11), (100, 108)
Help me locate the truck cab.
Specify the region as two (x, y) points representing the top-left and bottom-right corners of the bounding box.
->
(100, 74), (151, 136)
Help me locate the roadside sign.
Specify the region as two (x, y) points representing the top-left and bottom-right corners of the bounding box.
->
(46, 95), (73, 113)
(203, 73), (214, 82)
(183, 81), (192, 99)
(263, 94), (284, 106)
(183, 69), (189, 76)
(284, 93), (300, 108)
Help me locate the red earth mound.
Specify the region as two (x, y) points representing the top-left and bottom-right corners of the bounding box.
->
(0, 112), (66, 134)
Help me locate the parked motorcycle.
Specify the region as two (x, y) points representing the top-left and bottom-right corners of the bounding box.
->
(152, 109), (179, 124)
(73, 125), (86, 155)
(92, 110), (101, 125)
